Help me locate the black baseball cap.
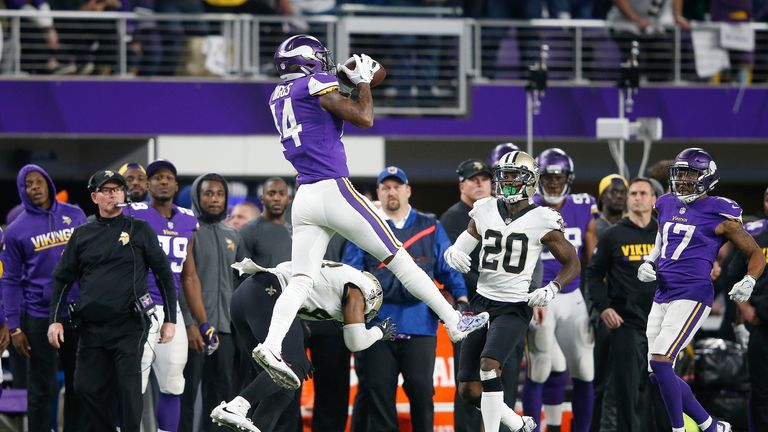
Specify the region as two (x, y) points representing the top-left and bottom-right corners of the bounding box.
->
(146, 159), (177, 178)
(456, 159), (492, 181)
(88, 170), (127, 192)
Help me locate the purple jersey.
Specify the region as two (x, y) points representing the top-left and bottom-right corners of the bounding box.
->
(124, 202), (198, 305)
(654, 193), (742, 306)
(533, 193), (598, 293)
(268, 73), (349, 185)
(745, 218), (767, 235)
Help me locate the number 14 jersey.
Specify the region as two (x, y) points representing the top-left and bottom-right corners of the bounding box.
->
(470, 197), (565, 303)
(654, 193), (742, 306)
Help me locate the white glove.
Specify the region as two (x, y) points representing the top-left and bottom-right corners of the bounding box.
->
(728, 275), (755, 303)
(444, 245), (472, 274)
(637, 261), (657, 282)
(337, 54), (374, 86)
(732, 323), (750, 348)
(526, 281), (560, 307)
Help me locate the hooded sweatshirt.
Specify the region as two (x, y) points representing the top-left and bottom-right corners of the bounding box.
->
(2, 165), (86, 329)
(186, 174), (244, 332)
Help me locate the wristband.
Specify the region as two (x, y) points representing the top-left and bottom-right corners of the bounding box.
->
(10, 328), (22, 336)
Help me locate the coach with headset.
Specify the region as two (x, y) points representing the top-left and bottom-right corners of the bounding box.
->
(47, 170), (177, 432)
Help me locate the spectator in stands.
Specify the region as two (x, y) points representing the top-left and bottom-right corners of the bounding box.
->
(180, 173), (244, 432)
(343, 166), (468, 432)
(607, 0), (678, 81)
(153, 0), (208, 76)
(5, 0), (73, 74)
(2, 164), (87, 432)
(72, 0), (122, 75)
(226, 202), (261, 230)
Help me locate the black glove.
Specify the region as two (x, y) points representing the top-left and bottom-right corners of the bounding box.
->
(456, 300), (471, 314)
(375, 317), (397, 341)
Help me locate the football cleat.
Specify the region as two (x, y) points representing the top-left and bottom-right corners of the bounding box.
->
(518, 416), (537, 432)
(445, 311), (489, 343)
(251, 344), (301, 390)
(716, 420), (731, 432)
(211, 398), (260, 432)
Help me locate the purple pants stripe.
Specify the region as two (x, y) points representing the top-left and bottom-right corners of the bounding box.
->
(335, 178), (400, 255)
(664, 303), (705, 359)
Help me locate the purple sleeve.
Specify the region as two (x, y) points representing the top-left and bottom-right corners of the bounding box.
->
(1, 233), (25, 330)
(713, 197), (743, 222)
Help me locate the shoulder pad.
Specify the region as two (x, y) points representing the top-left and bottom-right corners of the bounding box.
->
(711, 196), (743, 222)
(177, 207), (195, 217)
(468, 197), (496, 219)
(308, 74), (339, 96)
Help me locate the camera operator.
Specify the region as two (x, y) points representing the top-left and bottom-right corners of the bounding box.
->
(47, 170), (177, 432)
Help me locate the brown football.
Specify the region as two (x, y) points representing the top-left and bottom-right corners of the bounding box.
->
(337, 56), (387, 88)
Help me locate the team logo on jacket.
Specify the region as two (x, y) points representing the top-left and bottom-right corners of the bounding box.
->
(265, 285), (277, 296)
(119, 231), (130, 246)
(62, 216), (72, 225)
(225, 238), (236, 250)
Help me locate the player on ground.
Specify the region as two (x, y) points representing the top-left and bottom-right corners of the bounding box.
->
(444, 151), (581, 432)
(124, 159), (216, 432)
(253, 34), (488, 390)
(212, 259), (395, 432)
(637, 148), (764, 432)
(523, 148), (597, 432)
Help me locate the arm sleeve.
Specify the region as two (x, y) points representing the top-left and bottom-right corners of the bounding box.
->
(49, 229), (80, 324)
(141, 222), (177, 323)
(341, 241), (366, 271)
(585, 232), (612, 313)
(433, 223), (467, 298)
(343, 323), (384, 352)
(529, 258), (544, 291)
(647, 232), (662, 263)
(2, 233), (27, 329)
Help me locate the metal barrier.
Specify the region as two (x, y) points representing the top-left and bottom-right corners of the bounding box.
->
(1, 10), (767, 115)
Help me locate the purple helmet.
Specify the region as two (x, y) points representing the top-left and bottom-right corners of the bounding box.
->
(536, 148), (574, 205)
(488, 143), (521, 166)
(668, 148), (719, 204)
(274, 34), (334, 81)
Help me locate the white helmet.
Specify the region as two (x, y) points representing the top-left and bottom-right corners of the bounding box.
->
(493, 151), (539, 204)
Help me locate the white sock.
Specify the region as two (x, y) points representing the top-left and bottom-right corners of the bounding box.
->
(672, 428), (686, 432)
(481, 391), (504, 432)
(386, 248), (458, 327)
(544, 403), (563, 426)
(263, 275), (313, 352)
(500, 404), (524, 430)
(698, 417), (713, 430)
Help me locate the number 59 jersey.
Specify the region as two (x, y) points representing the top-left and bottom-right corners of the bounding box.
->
(470, 197), (565, 303)
(654, 193), (742, 306)
(269, 72), (349, 185)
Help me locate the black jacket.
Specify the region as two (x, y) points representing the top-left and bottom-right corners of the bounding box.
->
(728, 227), (768, 329)
(50, 213), (177, 325)
(586, 217), (658, 330)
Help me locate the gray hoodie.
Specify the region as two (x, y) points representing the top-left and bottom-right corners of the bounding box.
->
(186, 174), (244, 333)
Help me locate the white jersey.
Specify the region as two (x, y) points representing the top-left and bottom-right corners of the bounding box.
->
(470, 197), (564, 303)
(259, 261), (381, 322)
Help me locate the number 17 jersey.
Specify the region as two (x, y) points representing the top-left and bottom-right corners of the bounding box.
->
(470, 197), (565, 303)
(654, 193), (742, 306)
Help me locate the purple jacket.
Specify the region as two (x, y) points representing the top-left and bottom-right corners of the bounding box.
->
(2, 165), (86, 329)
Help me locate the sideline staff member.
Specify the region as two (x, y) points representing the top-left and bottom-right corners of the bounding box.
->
(47, 170), (177, 432)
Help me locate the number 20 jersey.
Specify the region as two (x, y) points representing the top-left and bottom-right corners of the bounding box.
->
(269, 72), (348, 185)
(654, 193), (742, 306)
(470, 197), (565, 303)
(124, 202), (198, 306)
